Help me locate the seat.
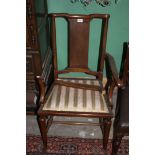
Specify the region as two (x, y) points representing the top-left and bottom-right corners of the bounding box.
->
(36, 13), (122, 151)
(42, 79), (109, 113)
(112, 42), (129, 155)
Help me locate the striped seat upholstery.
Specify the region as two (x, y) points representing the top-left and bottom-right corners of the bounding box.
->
(43, 79), (109, 113)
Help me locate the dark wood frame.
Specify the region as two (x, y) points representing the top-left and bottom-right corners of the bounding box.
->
(112, 42), (129, 155)
(36, 13), (122, 152)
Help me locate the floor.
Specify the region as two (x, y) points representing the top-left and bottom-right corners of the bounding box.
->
(26, 88), (118, 139)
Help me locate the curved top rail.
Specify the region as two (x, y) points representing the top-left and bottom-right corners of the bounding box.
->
(48, 13), (110, 19)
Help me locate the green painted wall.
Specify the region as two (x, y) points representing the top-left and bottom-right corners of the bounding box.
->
(47, 0), (129, 76)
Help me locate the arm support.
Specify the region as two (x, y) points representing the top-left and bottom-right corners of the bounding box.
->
(36, 76), (46, 105)
(105, 53), (122, 87)
(105, 53), (123, 109)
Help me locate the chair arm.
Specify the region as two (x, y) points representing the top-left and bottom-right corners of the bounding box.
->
(105, 53), (123, 109)
(105, 53), (122, 87)
(36, 76), (46, 105)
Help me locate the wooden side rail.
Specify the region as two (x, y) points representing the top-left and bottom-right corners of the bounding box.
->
(57, 68), (99, 77)
(54, 79), (102, 92)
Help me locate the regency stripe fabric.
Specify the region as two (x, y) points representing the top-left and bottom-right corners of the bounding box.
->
(43, 79), (109, 113)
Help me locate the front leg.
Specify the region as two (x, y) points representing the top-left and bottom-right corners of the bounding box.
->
(37, 115), (47, 151)
(102, 118), (112, 150)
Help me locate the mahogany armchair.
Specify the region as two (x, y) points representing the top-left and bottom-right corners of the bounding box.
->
(36, 13), (122, 152)
(112, 42), (129, 155)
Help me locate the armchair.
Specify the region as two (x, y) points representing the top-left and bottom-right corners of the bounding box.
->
(36, 13), (122, 152)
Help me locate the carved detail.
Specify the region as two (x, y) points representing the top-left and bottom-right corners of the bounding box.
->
(27, 24), (37, 47)
(26, 0), (32, 19)
(26, 56), (33, 73)
(26, 82), (35, 91)
(26, 0), (38, 49)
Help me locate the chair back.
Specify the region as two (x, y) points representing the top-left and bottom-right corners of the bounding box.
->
(119, 42), (129, 86)
(49, 13), (110, 81)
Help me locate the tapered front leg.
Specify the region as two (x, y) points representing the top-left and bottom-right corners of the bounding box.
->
(103, 118), (112, 150)
(38, 116), (47, 151)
